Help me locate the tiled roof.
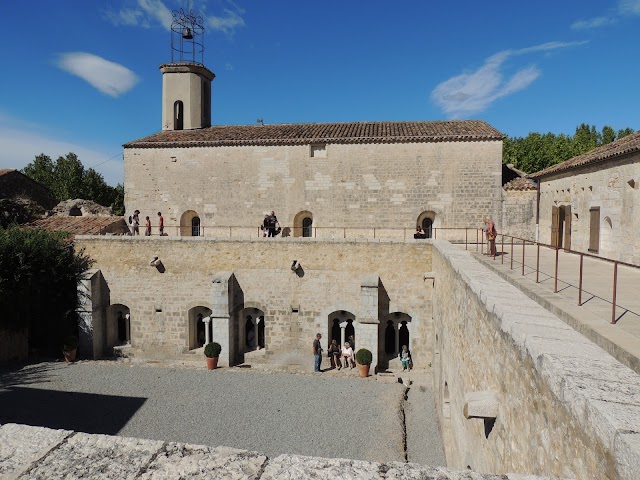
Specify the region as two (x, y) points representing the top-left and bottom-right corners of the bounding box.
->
(503, 177), (537, 191)
(529, 130), (640, 179)
(124, 120), (504, 148)
(0, 168), (16, 177)
(26, 216), (127, 236)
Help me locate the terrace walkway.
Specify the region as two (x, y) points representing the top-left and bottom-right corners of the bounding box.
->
(469, 242), (640, 374)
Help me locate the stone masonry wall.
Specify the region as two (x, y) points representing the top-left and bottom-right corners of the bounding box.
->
(431, 239), (640, 479)
(538, 153), (640, 263)
(124, 140), (502, 235)
(74, 237), (433, 369)
(501, 190), (536, 241)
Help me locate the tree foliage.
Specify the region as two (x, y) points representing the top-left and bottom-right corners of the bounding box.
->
(22, 153), (124, 215)
(0, 226), (93, 354)
(503, 124), (635, 174)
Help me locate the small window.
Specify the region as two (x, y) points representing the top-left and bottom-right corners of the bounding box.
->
(302, 217), (313, 237)
(174, 101), (184, 130)
(310, 144), (327, 158)
(191, 216), (201, 237)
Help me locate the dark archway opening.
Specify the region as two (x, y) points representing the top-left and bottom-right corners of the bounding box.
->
(399, 321), (409, 352)
(421, 218), (433, 238)
(302, 217), (313, 237)
(245, 316), (255, 349)
(331, 318), (341, 345)
(191, 216), (201, 236)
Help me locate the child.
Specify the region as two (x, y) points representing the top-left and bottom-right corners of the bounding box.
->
(400, 345), (412, 371)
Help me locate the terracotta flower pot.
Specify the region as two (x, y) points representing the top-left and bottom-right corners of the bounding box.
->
(357, 363), (370, 378)
(206, 356), (219, 370)
(63, 349), (77, 363)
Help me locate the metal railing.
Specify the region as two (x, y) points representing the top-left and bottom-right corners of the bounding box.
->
(490, 233), (640, 325)
(110, 224), (486, 246)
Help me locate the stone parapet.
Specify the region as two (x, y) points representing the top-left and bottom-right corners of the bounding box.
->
(0, 423), (551, 479)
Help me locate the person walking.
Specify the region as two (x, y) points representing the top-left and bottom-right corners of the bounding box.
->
(145, 216), (151, 236)
(158, 212), (164, 236)
(483, 216), (497, 257)
(313, 333), (323, 372)
(132, 210), (140, 236)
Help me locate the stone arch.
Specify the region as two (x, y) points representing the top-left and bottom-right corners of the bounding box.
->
(417, 211), (436, 238)
(327, 310), (356, 350)
(380, 312), (412, 359)
(174, 100), (184, 130)
(188, 306), (212, 350)
(237, 307), (266, 354)
(293, 210), (314, 237)
(180, 210), (200, 236)
(106, 304), (130, 350)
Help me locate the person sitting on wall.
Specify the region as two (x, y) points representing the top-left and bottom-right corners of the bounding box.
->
(414, 226), (427, 239)
(328, 339), (341, 369)
(341, 341), (355, 369)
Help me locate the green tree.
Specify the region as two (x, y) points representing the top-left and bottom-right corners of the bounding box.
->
(21, 152), (124, 214)
(0, 226), (93, 355)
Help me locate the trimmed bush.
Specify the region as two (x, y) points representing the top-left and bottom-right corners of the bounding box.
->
(204, 342), (222, 358)
(355, 348), (372, 365)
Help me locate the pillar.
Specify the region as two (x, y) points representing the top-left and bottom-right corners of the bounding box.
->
(359, 274), (380, 372)
(76, 269), (109, 359)
(203, 316), (211, 345)
(339, 321), (347, 347)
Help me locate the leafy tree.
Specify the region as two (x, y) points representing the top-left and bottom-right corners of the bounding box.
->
(0, 226), (93, 355)
(503, 124), (635, 173)
(21, 153), (124, 215)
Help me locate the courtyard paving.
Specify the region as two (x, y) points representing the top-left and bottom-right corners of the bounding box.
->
(0, 361), (444, 465)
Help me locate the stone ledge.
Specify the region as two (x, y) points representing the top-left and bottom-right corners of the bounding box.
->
(0, 423), (552, 479)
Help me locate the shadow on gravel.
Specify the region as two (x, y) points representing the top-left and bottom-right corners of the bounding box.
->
(0, 362), (58, 391)
(0, 387), (146, 435)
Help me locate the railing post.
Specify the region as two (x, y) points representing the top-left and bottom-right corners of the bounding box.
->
(554, 246), (559, 293)
(314, 227), (317, 239)
(404, 228), (406, 241)
(476, 229), (478, 251)
(481, 230), (484, 254)
(229, 226), (232, 238)
(434, 228), (437, 240)
(522, 239), (525, 275)
(343, 228), (346, 239)
(373, 227), (376, 239)
(465, 228), (468, 250)
(501, 234), (504, 264)
(578, 254), (584, 306)
(510, 237), (514, 270)
(612, 261), (618, 324)
(536, 243), (540, 283)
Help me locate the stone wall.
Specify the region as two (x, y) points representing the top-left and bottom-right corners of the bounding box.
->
(501, 190), (536, 240)
(74, 237), (434, 369)
(538, 153), (640, 263)
(124, 140), (502, 235)
(431, 239), (640, 479)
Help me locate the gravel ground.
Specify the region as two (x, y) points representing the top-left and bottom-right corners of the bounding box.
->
(0, 362), (415, 463)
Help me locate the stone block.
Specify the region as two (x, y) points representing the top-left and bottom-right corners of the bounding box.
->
(261, 454), (381, 480)
(463, 391), (499, 419)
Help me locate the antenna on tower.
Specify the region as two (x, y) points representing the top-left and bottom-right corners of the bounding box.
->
(170, 0), (205, 65)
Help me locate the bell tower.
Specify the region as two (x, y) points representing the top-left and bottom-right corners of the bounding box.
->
(161, 3), (215, 131)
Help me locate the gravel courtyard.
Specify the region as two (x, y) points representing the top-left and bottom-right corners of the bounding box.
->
(0, 361), (436, 463)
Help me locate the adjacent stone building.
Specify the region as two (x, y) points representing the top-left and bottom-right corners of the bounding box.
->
(500, 164), (537, 240)
(530, 131), (640, 264)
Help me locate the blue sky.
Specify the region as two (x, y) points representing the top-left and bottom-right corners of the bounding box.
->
(1, 0), (639, 185)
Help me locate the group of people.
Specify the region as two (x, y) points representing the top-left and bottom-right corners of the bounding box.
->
(128, 211), (164, 236)
(261, 211), (281, 237)
(413, 226), (428, 239)
(312, 333), (413, 372)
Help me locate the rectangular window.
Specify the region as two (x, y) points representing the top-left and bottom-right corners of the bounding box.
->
(310, 143), (327, 158)
(589, 207), (600, 253)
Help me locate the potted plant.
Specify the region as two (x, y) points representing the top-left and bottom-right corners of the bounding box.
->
(63, 335), (78, 363)
(355, 348), (372, 378)
(204, 342), (222, 370)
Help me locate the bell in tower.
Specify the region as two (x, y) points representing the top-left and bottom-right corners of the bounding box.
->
(160, 2), (215, 131)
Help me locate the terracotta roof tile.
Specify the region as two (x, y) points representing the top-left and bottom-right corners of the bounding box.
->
(503, 177), (537, 191)
(124, 120), (504, 148)
(530, 130), (640, 179)
(26, 216), (127, 236)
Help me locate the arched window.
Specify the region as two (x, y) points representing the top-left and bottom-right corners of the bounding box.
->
(294, 211), (314, 238)
(191, 216), (201, 236)
(302, 217), (313, 237)
(174, 101), (184, 130)
(417, 211), (436, 239)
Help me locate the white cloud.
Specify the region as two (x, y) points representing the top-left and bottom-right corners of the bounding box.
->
(104, 0), (172, 31)
(56, 52), (139, 97)
(207, 8), (245, 35)
(431, 41), (587, 117)
(571, 16), (615, 30)
(0, 113), (123, 186)
(571, 0), (640, 30)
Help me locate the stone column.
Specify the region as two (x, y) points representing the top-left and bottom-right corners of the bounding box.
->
(211, 272), (241, 367)
(203, 316), (211, 345)
(359, 274), (380, 372)
(77, 269), (109, 359)
(255, 317), (261, 349)
(339, 321), (347, 347)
